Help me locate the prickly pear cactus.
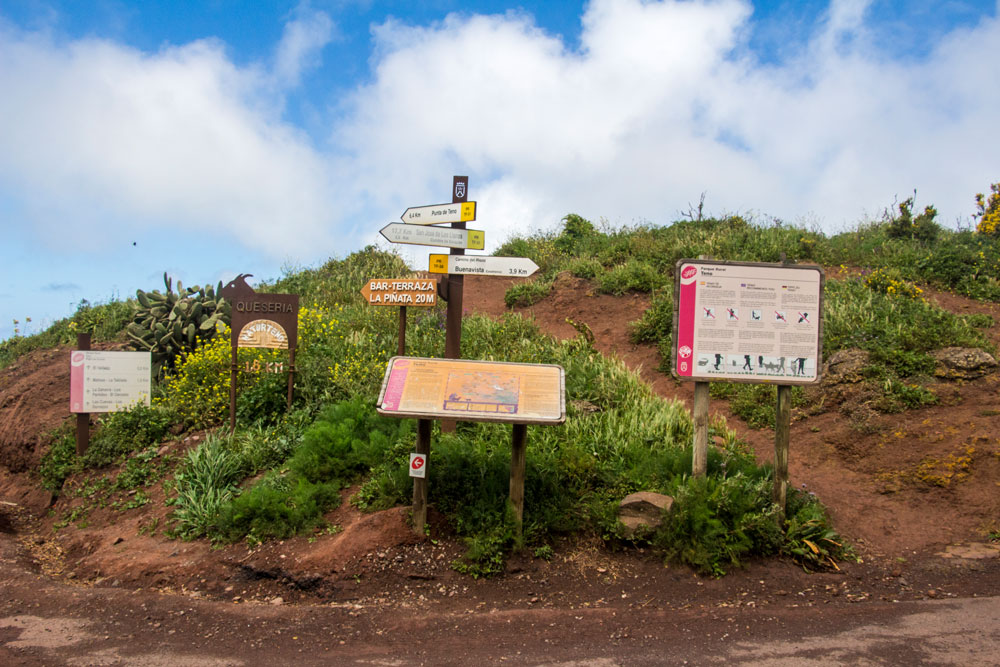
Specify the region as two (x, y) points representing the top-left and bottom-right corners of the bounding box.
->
(126, 272), (232, 377)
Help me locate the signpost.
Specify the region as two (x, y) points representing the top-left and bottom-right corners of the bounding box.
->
(672, 258), (824, 522)
(70, 351), (152, 414)
(377, 356), (566, 536)
(428, 254), (539, 278)
(380, 223), (485, 250)
(69, 334), (152, 455)
(401, 201), (476, 225)
(219, 274), (300, 433)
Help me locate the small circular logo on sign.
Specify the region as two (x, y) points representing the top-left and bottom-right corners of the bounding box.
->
(678, 345), (692, 358)
(681, 266), (698, 279)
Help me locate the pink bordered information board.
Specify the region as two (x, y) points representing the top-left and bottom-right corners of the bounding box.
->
(70, 350), (152, 413)
(377, 357), (565, 424)
(673, 260), (824, 384)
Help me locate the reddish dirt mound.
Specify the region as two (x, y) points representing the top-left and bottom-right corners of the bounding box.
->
(464, 273), (1000, 557)
(0, 346), (74, 474)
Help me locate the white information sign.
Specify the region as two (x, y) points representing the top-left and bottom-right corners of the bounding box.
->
(401, 201), (476, 225)
(409, 453), (427, 478)
(70, 351), (152, 413)
(673, 260), (824, 384)
(428, 254), (539, 277)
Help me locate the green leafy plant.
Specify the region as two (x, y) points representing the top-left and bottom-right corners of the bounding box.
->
(126, 272), (230, 378)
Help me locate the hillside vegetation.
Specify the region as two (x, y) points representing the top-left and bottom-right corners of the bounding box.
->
(4, 184), (999, 576)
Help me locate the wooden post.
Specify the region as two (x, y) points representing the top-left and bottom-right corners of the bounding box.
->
(441, 176), (468, 434)
(75, 333), (91, 456)
(773, 384), (791, 524)
(397, 306), (407, 356)
(412, 418), (432, 535)
(692, 381), (709, 477)
(509, 423), (528, 543)
(229, 342), (238, 434)
(286, 348), (296, 411)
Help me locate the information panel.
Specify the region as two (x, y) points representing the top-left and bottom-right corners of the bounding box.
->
(376, 357), (566, 424)
(70, 351), (152, 413)
(673, 260), (824, 384)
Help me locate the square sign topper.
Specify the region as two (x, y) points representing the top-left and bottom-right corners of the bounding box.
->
(673, 259), (824, 384)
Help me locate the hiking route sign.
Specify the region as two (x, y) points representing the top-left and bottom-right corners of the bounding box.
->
(672, 260), (824, 384)
(376, 357), (566, 425)
(70, 351), (151, 413)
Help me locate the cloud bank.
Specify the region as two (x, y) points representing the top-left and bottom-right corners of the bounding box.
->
(1, 0), (998, 266)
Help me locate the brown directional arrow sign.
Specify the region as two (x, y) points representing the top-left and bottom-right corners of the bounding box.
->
(361, 278), (438, 307)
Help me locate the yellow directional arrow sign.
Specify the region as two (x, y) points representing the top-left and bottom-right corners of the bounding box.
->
(402, 201), (476, 225)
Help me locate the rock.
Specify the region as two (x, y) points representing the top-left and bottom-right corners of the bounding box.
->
(931, 347), (998, 380)
(617, 492), (674, 536)
(822, 349), (869, 384)
(270, 596), (284, 606)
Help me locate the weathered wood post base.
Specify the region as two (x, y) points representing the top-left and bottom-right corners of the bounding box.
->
(229, 343), (238, 435)
(412, 418), (432, 535)
(75, 333), (91, 456)
(397, 306), (407, 356)
(773, 384), (791, 524)
(286, 348), (296, 411)
(509, 423), (528, 543)
(692, 381), (709, 477)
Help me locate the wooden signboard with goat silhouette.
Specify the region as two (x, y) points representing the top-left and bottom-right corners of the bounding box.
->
(219, 274), (300, 431)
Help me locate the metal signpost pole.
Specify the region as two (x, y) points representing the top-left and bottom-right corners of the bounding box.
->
(75, 333), (91, 456)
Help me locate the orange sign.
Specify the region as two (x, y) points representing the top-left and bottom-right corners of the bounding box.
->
(361, 279), (437, 307)
(376, 357), (565, 424)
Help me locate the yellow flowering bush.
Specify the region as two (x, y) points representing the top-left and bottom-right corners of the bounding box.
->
(974, 183), (1000, 237)
(863, 268), (925, 301)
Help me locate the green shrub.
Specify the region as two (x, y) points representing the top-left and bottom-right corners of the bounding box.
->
(38, 424), (79, 493)
(504, 280), (552, 307)
(598, 260), (668, 295)
(83, 402), (176, 468)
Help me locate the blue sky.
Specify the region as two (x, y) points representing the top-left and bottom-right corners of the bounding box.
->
(1, 0), (998, 341)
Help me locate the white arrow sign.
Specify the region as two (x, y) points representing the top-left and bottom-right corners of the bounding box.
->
(429, 254), (539, 277)
(380, 223), (485, 250)
(401, 201), (476, 225)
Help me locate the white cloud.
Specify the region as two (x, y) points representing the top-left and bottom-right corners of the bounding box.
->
(334, 0), (999, 248)
(0, 22), (335, 256)
(274, 3), (335, 88)
(1, 0), (998, 277)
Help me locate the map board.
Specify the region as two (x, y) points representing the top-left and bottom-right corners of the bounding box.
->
(376, 357), (566, 424)
(70, 351), (151, 413)
(673, 260), (824, 384)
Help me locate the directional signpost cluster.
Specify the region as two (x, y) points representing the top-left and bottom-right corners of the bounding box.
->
(371, 176), (555, 536)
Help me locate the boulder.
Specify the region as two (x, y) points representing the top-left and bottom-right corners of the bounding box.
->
(822, 348), (869, 384)
(931, 347), (998, 380)
(617, 492), (673, 536)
